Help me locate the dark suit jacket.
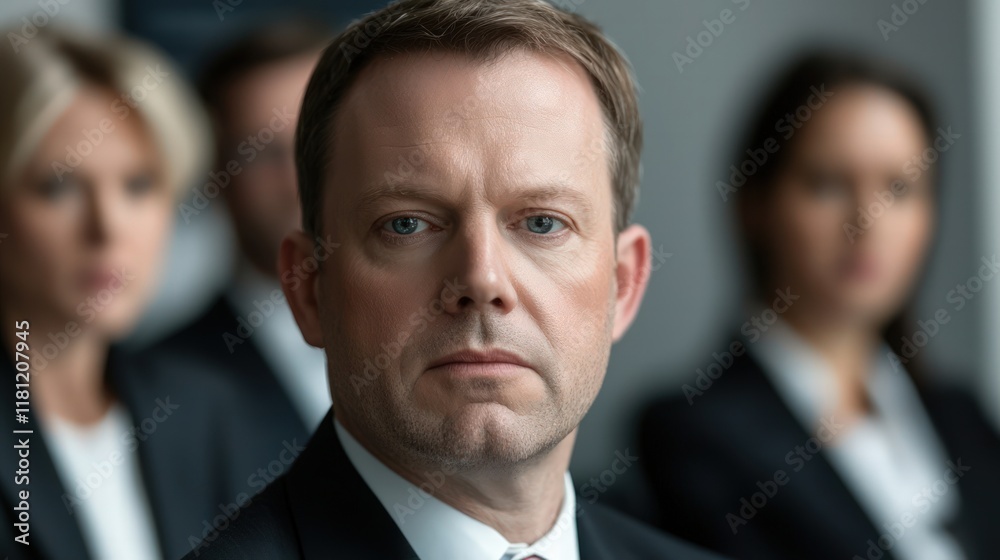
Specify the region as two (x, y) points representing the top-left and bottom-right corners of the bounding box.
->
(0, 342), (312, 560)
(183, 409), (728, 560)
(638, 350), (1000, 560)
(149, 295), (309, 438)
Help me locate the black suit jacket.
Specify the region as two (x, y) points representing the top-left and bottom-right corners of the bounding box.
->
(638, 350), (1000, 560)
(149, 295), (310, 438)
(183, 409), (728, 560)
(0, 342), (313, 560)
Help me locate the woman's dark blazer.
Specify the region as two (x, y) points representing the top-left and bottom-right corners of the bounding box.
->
(638, 348), (1000, 560)
(0, 343), (311, 560)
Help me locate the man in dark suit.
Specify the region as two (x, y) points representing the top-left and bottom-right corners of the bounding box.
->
(152, 22), (332, 439)
(185, 0), (725, 558)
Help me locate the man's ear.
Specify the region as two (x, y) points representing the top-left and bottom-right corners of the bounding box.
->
(611, 224), (652, 342)
(278, 230), (325, 348)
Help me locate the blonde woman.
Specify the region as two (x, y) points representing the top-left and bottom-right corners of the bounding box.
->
(0, 28), (256, 560)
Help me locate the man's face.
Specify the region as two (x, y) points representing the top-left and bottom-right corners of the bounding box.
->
(219, 53), (317, 276)
(317, 50), (624, 470)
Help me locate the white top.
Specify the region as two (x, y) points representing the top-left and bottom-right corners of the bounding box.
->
(43, 402), (162, 560)
(335, 418), (580, 560)
(227, 260), (330, 431)
(749, 317), (965, 560)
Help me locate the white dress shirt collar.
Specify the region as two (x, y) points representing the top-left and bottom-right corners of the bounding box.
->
(746, 315), (938, 438)
(747, 315), (966, 560)
(334, 418), (580, 560)
(745, 315), (838, 428)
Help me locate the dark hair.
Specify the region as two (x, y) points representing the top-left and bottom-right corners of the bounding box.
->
(197, 20), (331, 124)
(731, 50), (940, 378)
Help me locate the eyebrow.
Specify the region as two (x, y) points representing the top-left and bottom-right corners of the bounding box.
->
(355, 181), (596, 218)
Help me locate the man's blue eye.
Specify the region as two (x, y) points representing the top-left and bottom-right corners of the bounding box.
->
(384, 217), (427, 235)
(524, 216), (565, 234)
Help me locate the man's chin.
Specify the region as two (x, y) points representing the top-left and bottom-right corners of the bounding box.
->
(421, 403), (564, 467)
(439, 401), (527, 435)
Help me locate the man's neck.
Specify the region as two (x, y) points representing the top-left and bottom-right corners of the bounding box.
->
(425, 439), (573, 544)
(343, 418), (576, 544)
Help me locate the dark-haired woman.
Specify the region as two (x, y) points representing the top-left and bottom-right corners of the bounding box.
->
(637, 52), (1000, 560)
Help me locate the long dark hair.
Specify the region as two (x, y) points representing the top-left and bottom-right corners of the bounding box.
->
(730, 50), (941, 381)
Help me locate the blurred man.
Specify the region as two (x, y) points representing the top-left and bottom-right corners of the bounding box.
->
(185, 1), (724, 559)
(153, 22), (331, 438)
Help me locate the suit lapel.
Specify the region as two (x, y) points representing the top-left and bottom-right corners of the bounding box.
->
(915, 386), (1000, 558)
(106, 347), (227, 560)
(0, 352), (92, 560)
(284, 410), (419, 559)
(735, 355), (900, 559)
(576, 504), (614, 560)
(205, 297), (308, 433)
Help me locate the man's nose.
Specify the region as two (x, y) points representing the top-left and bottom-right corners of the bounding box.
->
(440, 219), (518, 315)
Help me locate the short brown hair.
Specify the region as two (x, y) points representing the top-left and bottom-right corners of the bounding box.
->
(296, 0), (642, 237)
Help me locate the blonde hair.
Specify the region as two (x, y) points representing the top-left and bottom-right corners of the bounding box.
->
(0, 26), (210, 195)
(297, 0), (642, 236)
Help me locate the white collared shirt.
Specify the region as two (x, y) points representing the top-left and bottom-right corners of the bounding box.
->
(227, 261), (330, 431)
(748, 316), (965, 560)
(334, 418), (580, 560)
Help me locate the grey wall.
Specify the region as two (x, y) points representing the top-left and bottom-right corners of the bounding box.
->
(566, 0), (981, 477)
(0, 0), (117, 32)
(972, 0), (1000, 429)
